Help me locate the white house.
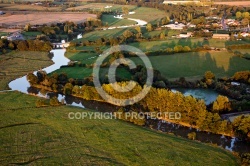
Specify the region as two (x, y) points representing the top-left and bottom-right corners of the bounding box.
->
(77, 34), (82, 39)
(231, 82), (240, 86)
(178, 32), (192, 38)
(162, 22), (186, 30)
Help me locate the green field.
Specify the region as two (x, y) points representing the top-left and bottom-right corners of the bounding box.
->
(51, 65), (132, 81)
(232, 49), (250, 58)
(65, 51), (99, 64)
(0, 91), (238, 165)
(0, 51), (53, 90)
(70, 37), (250, 60)
(101, 14), (137, 27)
(63, 37), (250, 81)
(123, 7), (169, 23)
(63, 49), (250, 80)
(22, 31), (43, 40)
(0, 32), (7, 37)
(75, 28), (129, 42)
(66, 3), (168, 22)
(130, 50), (250, 80)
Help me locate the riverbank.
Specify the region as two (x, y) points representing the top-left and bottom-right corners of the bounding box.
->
(0, 91), (239, 165)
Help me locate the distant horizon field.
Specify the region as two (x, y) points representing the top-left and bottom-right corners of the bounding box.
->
(0, 91), (238, 165)
(0, 12), (96, 26)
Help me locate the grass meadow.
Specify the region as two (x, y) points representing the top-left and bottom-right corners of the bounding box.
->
(62, 48), (250, 81)
(130, 50), (250, 80)
(0, 51), (53, 90)
(0, 91), (238, 165)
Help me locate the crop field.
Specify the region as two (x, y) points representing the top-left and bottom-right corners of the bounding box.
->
(0, 91), (238, 165)
(130, 50), (250, 80)
(0, 51), (53, 90)
(0, 4), (61, 11)
(66, 3), (135, 12)
(0, 12), (96, 26)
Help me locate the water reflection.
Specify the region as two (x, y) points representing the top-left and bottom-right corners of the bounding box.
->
(147, 119), (250, 153)
(172, 88), (219, 105)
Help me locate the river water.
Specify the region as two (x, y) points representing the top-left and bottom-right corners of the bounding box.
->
(8, 48), (250, 154)
(172, 88), (219, 105)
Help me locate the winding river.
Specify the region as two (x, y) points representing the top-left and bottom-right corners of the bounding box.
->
(7, 48), (250, 154)
(6, 14), (250, 154)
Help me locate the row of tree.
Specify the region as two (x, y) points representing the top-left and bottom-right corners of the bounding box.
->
(0, 39), (52, 52)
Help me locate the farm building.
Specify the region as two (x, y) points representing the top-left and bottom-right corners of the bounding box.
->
(7, 32), (25, 41)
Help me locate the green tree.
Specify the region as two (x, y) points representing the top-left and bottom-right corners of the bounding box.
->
(64, 82), (73, 95)
(174, 45), (183, 52)
(183, 46), (191, 52)
(242, 18), (249, 26)
(8, 42), (15, 50)
(236, 11), (242, 19)
(134, 26), (141, 33)
(36, 99), (46, 107)
(27, 73), (38, 85)
(146, 23), (152, 32)
(123, 30), (133, 39)
(160, 32), (165, 39)
(187, 132), (196, 140)
(17, 41), (28, 51)
(243, 12), (250, 19)
(204, 71), (215, 80)
(24, 23), (31, 31)
(122, 7), (129, 15)
(50, 97), (60, 106)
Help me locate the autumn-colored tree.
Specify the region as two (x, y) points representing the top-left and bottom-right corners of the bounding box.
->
(187, 132), (196, 140)
(204, 71), (215, 80)
(50, 97), (60, 106)
(146, 23), (152, 32)
(236, 11), (242, 19)
(212, 95), (230, 112)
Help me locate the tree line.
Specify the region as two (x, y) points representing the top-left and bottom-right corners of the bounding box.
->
(0, 38), (52, 53)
